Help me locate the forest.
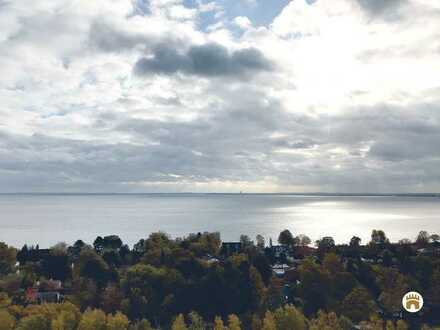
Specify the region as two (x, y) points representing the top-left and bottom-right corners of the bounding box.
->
(0, 228), (439, 330)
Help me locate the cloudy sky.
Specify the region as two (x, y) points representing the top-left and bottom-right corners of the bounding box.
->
(0, 0), (439, 193)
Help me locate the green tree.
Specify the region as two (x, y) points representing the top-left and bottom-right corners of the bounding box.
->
(274, 305), (307, 330)
(278, 230), (295, 247)
(171, 314), (187, 330)
(0, 310), (15, 330)
(188, 311), (205, 330)
(78, 309), (107, 330)
(310, 311), (348, 330)
(228, 314), (241, 330)
(0, 292), (11, 308)
(75, 247), (109, 288)
(133, 319), (153, 330)
(315, 237), (335, 259)
(51, 303), (81, 330)
(107, 311), (129, 330)
(52, 310), (79, 330)
(251, 314), (262, 330)
(396, 320), (409, 330)
(297, 234), (311, 246)
(370, 230), (389, 245)
(0, 242), (16, 275)
(16, 314), (49, 330)
(427, 269), (440, 308)
(101, 284), (124, 313)
(256, 235), (265, 250)
(249, 266), (266, 311)
(213, 316), (225, 330)
(416, 231), (430, 247)
(359, 315), (384, 330)
(262, 311), (276, 330)
(121, 264), (183, 321)
(298, 258), (330, 314)
(375, 267), (409, 314)
(322, 253), (343, 275)
(341, 287), (375, 323)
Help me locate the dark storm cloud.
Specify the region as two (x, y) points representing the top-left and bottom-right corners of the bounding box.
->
(88, 21), (148, 52)
(133, 42), (273, 77)
(2, 99), (440, 193)
(355, 0), (406, 13)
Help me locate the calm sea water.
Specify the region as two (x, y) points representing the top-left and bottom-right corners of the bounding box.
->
(0, 194), (439, 248)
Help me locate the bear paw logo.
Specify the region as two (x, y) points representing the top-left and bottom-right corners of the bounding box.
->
(402, 292), (423, 313)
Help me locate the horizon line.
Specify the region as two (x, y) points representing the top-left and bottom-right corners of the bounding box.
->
(0, 192), (439, 196)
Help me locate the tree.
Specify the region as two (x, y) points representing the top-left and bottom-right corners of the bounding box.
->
(315, 237), (335, 259)
(75, 247), (109, 288)
(171, 314), (187, 330)
(42, 248), (71, 281)
(359, 315), (384, 330)
(107, 311), (129, 330)
(274, 305), (307, 330)
(249, 266), (266, 311)
(262, 311), (276, 330)
(240, 235), (253, 250)
(16, 314), (49, 330)
(430, 233), (440, 243)
(349, 236), (361, 247)
(376, 268), (409, 314)
(188, 311), (205, 330)
(341, 287), (375, 323)
(256, 235), (265, 249)
(101, 284), (124, 313)
(51, 303), (81, 330)
(298, 258), (330, 314)
(426, 269), (440, 308)
(278, 230), (295, 247)
(133, 319), (154, 330)
(251, 314), (262, 330)
(370, 230), (389, 245)
(416, 231), (430, 247)
(253, 254), (272, 285)
(121, 264), (183, 321)
(396, 320), (409, 330)
(78, 309), (107, 330)
(228, 314), (241, 330)
(310, 311), (350, 330)
(297, 234), (311, 246)
(322, 253), (343, 275)
(0, 310), (15, 330)
(0, 242), (16, 275)
(52, 311), (79, 330)
(213, 316), (225, 330)
(266, 277), (284, 310)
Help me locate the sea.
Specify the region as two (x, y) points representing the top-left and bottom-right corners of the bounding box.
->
(0, 194), (439, 248)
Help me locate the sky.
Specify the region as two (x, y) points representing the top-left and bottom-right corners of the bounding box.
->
(0, 0), (439, 193)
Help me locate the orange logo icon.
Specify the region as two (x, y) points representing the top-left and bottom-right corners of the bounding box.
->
(402, 291), (423, 313)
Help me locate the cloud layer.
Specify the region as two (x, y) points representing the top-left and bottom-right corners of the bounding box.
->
(0, 0), (440, 193)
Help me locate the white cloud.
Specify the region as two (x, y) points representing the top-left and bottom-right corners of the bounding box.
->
(0, 0), (439, 192)
(234, 16), (252, 29)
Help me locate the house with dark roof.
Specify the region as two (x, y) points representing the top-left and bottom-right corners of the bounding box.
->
(221, 242), (242, 256)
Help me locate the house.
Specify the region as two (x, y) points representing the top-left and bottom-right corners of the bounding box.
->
(270, 245), (290, 259)
(25, 280), (64, 304)
(294, 246), (316, 258)
(37, 292), (64, 304)
(417, 247), (440, 256)
(271, 263), (292, 277)
(221, 242), (242, 256)
(202, 254), (220, 264)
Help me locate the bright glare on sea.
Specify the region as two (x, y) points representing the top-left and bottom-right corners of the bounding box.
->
(0, 194), (439, 248)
